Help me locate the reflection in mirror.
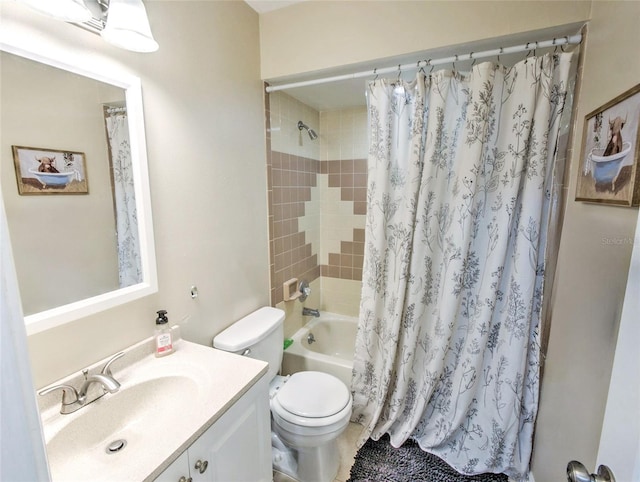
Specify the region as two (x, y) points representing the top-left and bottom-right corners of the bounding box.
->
(2, 51), (141, 315)
(0, 41), (157, 334)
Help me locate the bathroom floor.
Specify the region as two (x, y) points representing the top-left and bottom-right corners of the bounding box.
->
(273, 422), (363, 482)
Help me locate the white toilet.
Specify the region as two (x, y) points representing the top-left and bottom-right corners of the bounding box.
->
(213, 306), (352, 482)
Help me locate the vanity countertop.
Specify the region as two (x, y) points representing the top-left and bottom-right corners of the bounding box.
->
(37, 333), (268, 482)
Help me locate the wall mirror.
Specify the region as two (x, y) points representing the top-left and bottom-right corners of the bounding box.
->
(0, 39), (157, 335)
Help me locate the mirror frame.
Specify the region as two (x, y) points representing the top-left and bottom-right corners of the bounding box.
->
(0, 38), (158, 335)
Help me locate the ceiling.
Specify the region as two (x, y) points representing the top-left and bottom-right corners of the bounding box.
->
(244, 0), (304, 14)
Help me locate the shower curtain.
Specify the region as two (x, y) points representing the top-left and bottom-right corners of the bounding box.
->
(104, 108), (141, 288)
(351, 52), (573, 480)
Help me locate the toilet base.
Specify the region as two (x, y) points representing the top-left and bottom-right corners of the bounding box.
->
(272, 421), (344, 482)
(294, 440), (340, 482)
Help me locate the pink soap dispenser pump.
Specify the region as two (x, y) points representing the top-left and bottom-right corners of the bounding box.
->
(154, 309), (173, 357)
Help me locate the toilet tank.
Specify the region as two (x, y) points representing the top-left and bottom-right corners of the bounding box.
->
(213, 307), (285, 381)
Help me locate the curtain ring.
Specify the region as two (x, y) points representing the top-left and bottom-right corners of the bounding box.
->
(561, 35), (569, 52)
(553, 37), (559, 54)
(470, 51), (476, 67)
(428, 59), (434, 74)
(452, 54), (458, 73)
(397, 64), (402, 82)
(497, 46), (503, 63)
(373, 68), (378, 85)
(525, 43), (533, 64)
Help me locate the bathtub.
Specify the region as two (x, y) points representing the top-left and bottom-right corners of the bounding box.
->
(282, 312), (358, 389)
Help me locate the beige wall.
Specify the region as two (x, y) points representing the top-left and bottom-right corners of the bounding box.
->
(1, 1), (270, 388)
(1, 52), (121, 315)
(261, 0), (639, 479)
(532, 1), (640, 479)
(259, 0), (591, 80)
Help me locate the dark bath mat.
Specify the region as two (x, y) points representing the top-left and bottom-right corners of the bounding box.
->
(348, 434), (508, 482)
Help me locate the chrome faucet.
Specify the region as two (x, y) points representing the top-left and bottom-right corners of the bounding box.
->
(77, 373), (120, 404)
(39, 352), (124, 414)
(302, 307), (320, 317)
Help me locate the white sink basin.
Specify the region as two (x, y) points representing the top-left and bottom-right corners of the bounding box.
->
(38, 338), (268, 482)
(47, 376), (199, 481)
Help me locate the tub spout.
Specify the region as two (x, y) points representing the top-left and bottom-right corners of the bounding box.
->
(302, 307), (320, 317)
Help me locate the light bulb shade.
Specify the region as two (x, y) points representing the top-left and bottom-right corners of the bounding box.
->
(101, 0), (159, 53)
(19, 0), (92, 23)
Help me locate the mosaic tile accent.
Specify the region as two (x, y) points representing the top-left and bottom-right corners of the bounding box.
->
(267, 151), (320, 304)
(321, 228), (365, 281)
(320, 159), (367, 215)
(266, 95), (369, 304)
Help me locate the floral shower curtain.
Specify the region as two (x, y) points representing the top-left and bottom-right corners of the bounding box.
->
(351, 52), (573, 480)
(104, 108), (141, 288)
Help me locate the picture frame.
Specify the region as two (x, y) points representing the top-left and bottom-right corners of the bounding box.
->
(12, 145), (89, 195)
(575, 83), (640, 206)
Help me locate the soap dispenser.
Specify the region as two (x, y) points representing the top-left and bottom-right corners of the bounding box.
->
(154, 309), (173, 357)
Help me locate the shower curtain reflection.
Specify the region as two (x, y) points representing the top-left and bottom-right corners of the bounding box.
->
(104, 106), (141, 288)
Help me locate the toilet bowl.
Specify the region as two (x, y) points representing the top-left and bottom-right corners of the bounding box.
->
(213, 307), (352, 482)
(270, 372), (351, 445)
(270, 372), (351, 482)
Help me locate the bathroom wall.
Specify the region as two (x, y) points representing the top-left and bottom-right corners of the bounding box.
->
(532, 2), (640, 479)
(266, 96), (368, 326)
(318, 108), (368, 316)
(266, 91), (320, 307)
(259, 1), (640, 479)
(1, 1), (270, 388)
(258, 1), (591, 80)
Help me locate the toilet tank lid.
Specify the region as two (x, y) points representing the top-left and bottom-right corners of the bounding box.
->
(213, 307), (285, 352)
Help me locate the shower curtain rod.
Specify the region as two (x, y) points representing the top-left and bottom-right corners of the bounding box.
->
(105, 106), (127, 113)
(265, 34), (582, 93)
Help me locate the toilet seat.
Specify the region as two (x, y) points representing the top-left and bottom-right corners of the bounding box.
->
(271, 371), (351, 428)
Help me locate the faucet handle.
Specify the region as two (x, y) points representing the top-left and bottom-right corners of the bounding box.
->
(101, 351), (125, 377)
(38, 384), (79, 406)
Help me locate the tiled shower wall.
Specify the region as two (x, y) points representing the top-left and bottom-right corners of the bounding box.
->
(266, 90), (368, 316)
(318, 108), (368, 315)
(266, 91), (321, 306)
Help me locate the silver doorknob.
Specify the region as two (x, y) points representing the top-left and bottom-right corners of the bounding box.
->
(567, 460), (616, 482)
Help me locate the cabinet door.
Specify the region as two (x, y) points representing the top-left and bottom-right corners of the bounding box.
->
(155, 450), (191, 482)
(189, 377), (271, 482)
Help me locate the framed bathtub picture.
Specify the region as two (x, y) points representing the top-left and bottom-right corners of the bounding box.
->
(576, 83), (640, 206)
(11, 145), (88, 195)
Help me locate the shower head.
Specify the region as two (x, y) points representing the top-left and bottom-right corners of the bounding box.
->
(298, 120), (318, 140)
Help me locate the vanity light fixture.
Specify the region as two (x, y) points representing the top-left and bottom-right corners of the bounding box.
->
(17, 0), (159, 53)
(18, 0), (92, 23)
(100, 0), (159, 53)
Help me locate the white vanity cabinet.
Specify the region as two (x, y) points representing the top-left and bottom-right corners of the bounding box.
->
(156, 375), (271, 482)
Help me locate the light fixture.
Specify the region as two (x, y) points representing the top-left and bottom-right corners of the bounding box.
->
(101, 0), (159, 53)
(18, 0), (92, 23)
(18, 0), (159, 53)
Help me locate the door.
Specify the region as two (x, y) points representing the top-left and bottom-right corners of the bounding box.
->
(596, 208), (640, 482)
